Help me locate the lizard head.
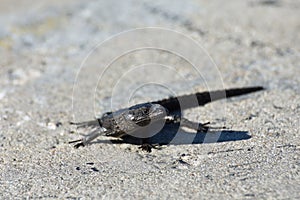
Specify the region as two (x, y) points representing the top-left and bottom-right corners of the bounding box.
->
(126, 103), (168, 127)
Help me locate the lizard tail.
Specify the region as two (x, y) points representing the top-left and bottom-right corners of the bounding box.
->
(203, 86), (264, 103)
(152, 86), (264, 112)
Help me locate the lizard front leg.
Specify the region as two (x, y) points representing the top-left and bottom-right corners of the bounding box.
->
(69, 128), (107, 148)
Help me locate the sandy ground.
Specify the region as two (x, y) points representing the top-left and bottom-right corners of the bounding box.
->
(0, 0), (299, 199)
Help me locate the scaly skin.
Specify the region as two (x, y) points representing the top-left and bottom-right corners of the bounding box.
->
(70, 86), (264, 151)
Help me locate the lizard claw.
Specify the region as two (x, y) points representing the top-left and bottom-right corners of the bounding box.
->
(139, 144), (153, 152)
(139, 143), (162, 152)
(73, 142), (85, 148)
(69, 139), (85, 148)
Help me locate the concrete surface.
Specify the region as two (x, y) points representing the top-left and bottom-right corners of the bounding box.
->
(0, 0), (299, 199)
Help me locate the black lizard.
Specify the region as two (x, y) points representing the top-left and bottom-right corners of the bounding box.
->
(69, 86), (264, 151)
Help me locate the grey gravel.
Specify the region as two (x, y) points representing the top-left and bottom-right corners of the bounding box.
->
(0, 0), (299, 199)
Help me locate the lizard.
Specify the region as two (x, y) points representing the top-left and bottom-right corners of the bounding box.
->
(69, 86), (264, 152)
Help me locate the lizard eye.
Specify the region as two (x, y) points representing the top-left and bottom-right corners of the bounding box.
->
(126, 113), (135, 121)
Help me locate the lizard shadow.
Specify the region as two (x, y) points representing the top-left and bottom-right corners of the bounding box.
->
(92, 124), (251, 146)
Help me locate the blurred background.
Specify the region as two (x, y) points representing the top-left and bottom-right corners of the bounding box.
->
(0, 0), (299, 199)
